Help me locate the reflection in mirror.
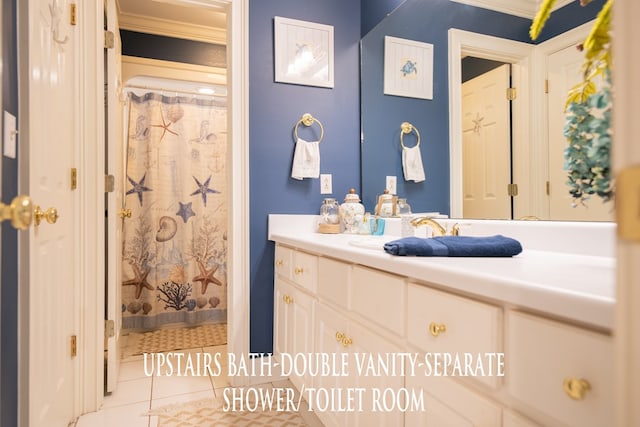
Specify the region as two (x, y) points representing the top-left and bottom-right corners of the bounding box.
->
(360, 0), (608, 221)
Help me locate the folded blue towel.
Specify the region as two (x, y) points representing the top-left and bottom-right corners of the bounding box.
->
(383, 235), (522, 257)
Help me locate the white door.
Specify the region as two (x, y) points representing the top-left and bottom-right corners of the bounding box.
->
(105, 0), (124, 393)
(462, 64), (512, 219)
(547, 44), (613, 221)
(27, 0), (77, 425)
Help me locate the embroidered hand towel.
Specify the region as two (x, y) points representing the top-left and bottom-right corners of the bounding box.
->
(383, 235), (523, 257)
(402, 145), (425, 182)
(291, 137), (320, 180)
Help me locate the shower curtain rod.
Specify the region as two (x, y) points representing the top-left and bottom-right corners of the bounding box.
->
(124, 84), (228, 98)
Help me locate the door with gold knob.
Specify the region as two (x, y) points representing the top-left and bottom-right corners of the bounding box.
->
(24, 0), (79, 425)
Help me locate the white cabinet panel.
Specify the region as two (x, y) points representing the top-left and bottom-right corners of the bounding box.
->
(318, 257), (351, 309)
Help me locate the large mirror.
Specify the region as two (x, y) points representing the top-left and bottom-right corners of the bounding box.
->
(360, 0), (611, 221)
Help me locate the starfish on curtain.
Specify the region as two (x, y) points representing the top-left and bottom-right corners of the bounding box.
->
(190, 175), (219, 207)
(126, 173), (153, 206)
(123, 265), (155, 299)
(176, 201), (196, 223)
(151, 107), (179, 142)
(192, 260), (223, 294)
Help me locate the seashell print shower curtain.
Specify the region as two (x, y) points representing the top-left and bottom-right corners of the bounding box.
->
(121, 92), (227, 330)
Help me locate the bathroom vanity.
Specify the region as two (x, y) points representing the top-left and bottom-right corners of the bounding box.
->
(269, 214), (615, 427)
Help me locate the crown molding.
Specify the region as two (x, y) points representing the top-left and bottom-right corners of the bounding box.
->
(449, 0), (574, 19)
(118, 11), (226, 44)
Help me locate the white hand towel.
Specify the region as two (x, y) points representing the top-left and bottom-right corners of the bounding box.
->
(291, 137), (320, 180)
(402, 145), (426, 182)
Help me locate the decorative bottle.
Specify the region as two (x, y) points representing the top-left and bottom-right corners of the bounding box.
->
(339, 188), (365, 234)
(318, 198), (340, 234)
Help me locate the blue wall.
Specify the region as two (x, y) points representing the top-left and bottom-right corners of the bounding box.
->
(249, 0), (361, 352)
(361, 0), (406, 37)
(1, 0), (20, 425)
(360, 0), (602, 214)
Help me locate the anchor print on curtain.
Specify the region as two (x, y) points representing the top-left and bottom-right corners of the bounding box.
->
(121, 92), (227, 330)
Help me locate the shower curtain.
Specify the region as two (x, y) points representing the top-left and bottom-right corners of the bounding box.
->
(121, 91), (227, 330)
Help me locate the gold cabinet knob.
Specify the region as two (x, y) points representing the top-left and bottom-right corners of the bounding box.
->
(341, 336), (353, 347)
(118, 208), (132, 219)
(33, 205), (59, 226)
(335, 331), (345, 342)
(429, 322), (447, 337)
(563, 377), (591, 400)
(275, 260), (283, 267)
(294, 267), (304, 275)
(0, 195), (34, 230)
(282, 295), (293, 304)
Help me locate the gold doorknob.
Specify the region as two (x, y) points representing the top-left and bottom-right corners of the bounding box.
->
(33, 205), (59, 226)
(563, 377), (591, 400)
(0, 195), (34, 230)
(118, 208), (132, 219)
(429, 322), (447, 337)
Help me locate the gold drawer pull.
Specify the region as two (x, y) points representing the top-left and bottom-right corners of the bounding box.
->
(429, 322), (447, 337)
(341, 336), (353, 347)
(563, 378), (591, 400)
(275, 260), (284, 267)
(294, 267), (304, 275)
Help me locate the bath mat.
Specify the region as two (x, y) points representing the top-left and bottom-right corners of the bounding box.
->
(123, 323), (227, 358)
(148, 397), (308, 427)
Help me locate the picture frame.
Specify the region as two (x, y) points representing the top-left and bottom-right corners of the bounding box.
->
(274, 16), (335, 89)
(384, 36), (434, 100)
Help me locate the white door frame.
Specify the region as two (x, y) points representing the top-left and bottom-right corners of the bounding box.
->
(613, 1), (640, 425)
(448, 29), (533, 219)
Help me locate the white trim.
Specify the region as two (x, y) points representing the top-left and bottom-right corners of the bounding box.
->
(78, 0), (106, 414)
(226, 0), (251, 386)
(613, 1), (640, 425)
(118, 11), (226, 44)
(448, 29), (534, 218)
(531, 21), (593, 219)
(122, 55), (226, 87)
(448, 0), (573, 19)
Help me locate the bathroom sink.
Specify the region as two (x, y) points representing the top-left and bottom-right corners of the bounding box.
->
(348, 236), (396, 250)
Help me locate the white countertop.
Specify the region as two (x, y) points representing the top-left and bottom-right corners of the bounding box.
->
(268, 215), (615, 330)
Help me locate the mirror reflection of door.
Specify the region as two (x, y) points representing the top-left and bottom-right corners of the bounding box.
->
(462, 60), (512, 219)
(546, 44), (614, 221)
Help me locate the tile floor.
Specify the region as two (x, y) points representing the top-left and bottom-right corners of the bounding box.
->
(73, 345), (323, 427)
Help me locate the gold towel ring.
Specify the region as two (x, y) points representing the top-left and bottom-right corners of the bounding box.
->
(400, 121), (420, 149)
(294, 113), (324, 143)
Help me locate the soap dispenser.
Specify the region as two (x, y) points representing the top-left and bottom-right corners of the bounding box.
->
(339, 188), (365, 234)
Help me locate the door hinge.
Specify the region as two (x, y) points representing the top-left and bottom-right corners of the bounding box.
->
(70, 3), (77, 26)
(105, 320), (115, 338)
(616, 165), (640, 242)
(545, 79), (549, 94)
(508, 183), (519, 197)
(71, 168), (77, 190)
(71, 335), (77, 358)
(104, 30), (115, 49)
(506, 87), (517, 101)
(105, 174), (115, 193)
(546, 180), (550, 195)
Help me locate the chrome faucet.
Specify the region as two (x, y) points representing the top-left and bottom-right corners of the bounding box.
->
(410, 217), (460, 236)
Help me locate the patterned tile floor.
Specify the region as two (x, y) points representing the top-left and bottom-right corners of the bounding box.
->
(73, 343), (323, 427)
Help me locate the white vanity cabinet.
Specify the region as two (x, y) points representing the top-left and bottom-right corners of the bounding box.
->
(271, 241), (614, 427)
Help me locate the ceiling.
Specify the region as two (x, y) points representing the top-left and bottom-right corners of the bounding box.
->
(116, 0), (227, 44)
(449, 0), (573, 19)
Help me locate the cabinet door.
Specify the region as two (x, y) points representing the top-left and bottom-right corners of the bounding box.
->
(314, 303), (350, 427)
(289, 288), (315, 390)
(292, 250), (318, 292)
(274, 278), (294, 356)
(405, 373), (501, 426)
(348, 321), (404, 427)
(274, 244), (293, 280)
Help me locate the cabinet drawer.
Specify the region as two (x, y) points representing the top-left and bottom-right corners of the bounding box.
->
(350, 266), (405, 337)
(291, 251), (317, 292)
(407, 283), (502, 388)
(506, 311), (613, 427)
(318, 257), (350, 309)
(274, 245), (292, 280)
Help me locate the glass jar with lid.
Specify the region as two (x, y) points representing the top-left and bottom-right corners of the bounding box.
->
(339, 188), (365, 234)
(397, 198), (412, 215)
(318, 198), (341, 233)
